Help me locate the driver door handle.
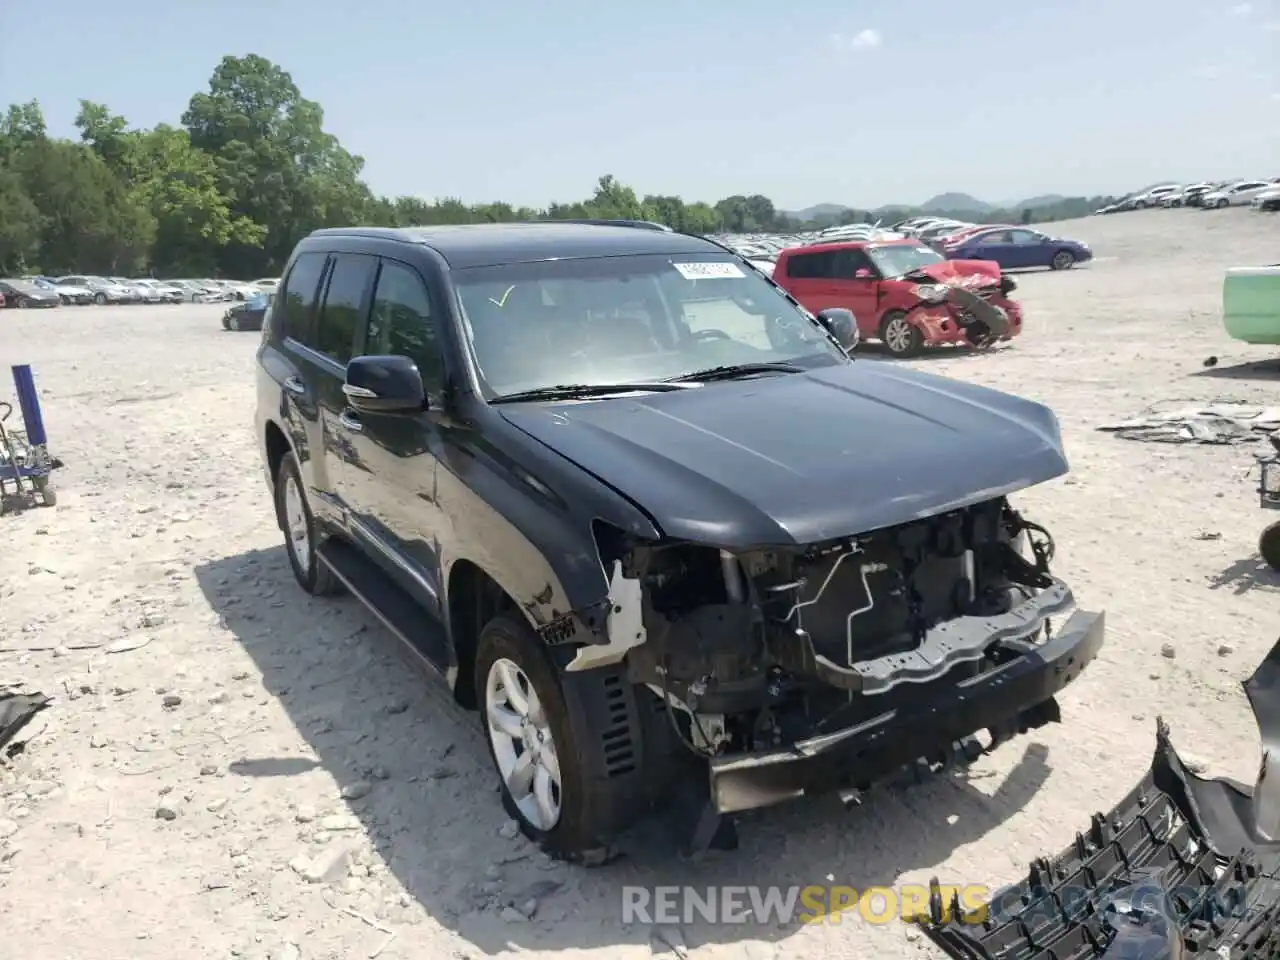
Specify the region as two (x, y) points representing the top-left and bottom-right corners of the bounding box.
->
(284, 376), (306, 396)
(338, 411), (363, 434)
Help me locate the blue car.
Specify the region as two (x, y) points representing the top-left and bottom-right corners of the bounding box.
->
(943, 227), (1093, 271)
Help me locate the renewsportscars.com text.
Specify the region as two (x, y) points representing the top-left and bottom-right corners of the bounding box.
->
(621, 884), (990, 926)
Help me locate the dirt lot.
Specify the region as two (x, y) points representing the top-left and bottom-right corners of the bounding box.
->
(2, 208), (1279, 960)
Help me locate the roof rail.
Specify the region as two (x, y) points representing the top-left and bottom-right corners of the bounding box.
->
(552, 218), (674, 232)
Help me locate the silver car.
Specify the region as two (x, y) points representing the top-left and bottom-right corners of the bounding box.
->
(110, 277), (163, 304)
(132, 279), (184, 303)
(57, 276), (135, 305)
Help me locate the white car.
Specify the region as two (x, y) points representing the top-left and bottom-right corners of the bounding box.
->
(1201, 180), (1274, 208)
(1161, 183), (1213, 207)
(1251, 186), (1280, 211)
(1132, 184), (1183, 207)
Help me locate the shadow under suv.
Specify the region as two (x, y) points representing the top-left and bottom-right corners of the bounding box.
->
(254, 220), (1104, 863)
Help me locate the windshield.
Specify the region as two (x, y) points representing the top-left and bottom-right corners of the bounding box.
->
(452, 253), (846, 399)
(865, 243), (946, 278)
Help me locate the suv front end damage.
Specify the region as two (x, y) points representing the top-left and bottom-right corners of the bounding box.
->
(584, 494), (1104, 822)
(920, 638), (1280, 959)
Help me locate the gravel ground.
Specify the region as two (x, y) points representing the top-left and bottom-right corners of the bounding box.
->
(2, 208), (1279, 960)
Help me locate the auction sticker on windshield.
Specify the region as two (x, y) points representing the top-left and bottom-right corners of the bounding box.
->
(672, 262), (746, 280)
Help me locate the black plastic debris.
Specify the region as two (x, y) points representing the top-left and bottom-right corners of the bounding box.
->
(919, 637), (1280, 959)
(0, 691), (50, 756)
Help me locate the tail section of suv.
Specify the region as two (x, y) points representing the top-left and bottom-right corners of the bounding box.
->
(254, 222), (1103, 862)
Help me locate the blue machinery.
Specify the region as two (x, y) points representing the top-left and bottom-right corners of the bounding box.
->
(0, 364), (61, 513)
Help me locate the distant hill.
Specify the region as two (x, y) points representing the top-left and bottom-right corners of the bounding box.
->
(785, 203), (853, 222)
(1011, 194), (1068, 209)
(917, 192), (992, 214)
(781, 190), (1116, 227)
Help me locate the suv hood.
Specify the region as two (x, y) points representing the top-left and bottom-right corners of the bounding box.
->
(499, 363), (1066, 549)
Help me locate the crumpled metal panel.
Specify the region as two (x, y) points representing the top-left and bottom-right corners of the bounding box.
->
(919, 637), (1280, 959)
(0, 691), (50, 753)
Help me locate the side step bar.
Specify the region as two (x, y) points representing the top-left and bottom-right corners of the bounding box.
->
(317, 538), (452, 680)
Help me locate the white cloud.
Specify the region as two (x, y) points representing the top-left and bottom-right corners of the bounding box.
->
(1265, 19), (1280, 29)
(831, 28), (882, 50)
(1229, 2), (1252, 14)
(1193, 65), (1224, 79)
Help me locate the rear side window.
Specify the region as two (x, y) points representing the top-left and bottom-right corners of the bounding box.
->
(365, 260), (444, 392)
(831, 249), (874, 278)
(315, 254), (375, 364)
(785, 251), (837, 279)
(279, 252), (327, 342)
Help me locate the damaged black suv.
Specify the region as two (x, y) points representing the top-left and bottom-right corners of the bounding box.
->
(254, 221), (1105, 861)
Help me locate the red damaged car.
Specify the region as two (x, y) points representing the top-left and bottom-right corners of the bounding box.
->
(772, 239), (1022, 358)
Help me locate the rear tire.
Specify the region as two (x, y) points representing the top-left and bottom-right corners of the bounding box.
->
(879, 310), (924, 358)
(273, 451), (343, 596)
(475, 613), (671, 863)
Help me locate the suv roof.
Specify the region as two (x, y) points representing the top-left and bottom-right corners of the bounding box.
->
(303, 222), (714, 269)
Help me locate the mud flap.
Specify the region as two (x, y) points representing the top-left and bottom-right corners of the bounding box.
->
(919, 638), (1280, 958)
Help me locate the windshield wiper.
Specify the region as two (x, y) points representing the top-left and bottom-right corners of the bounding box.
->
(490, 382), (694, 404)
(666, 362), (805, 383)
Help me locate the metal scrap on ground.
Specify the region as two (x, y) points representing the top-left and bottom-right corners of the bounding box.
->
(1098, 400), (1280, 444)
(0, 690), (50, 754)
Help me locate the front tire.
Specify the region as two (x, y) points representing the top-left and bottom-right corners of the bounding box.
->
(93, 292), (106, 305)
(879, 310), (924, 358)
(273, 451), (343, 596)
(1050, 250), (1075, 271)
(1260, 522), (1280, 571)
(229, 314), (241, 331)
(475, 614), (667, 863)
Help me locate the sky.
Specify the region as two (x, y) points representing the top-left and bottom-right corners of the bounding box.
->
(1, 0), (1277, 211)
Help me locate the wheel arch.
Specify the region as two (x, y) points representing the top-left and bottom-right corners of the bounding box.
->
(445, 560), (523, 709)
(263, 420), (291, 505)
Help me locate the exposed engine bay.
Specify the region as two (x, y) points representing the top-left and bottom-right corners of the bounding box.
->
(588, 496), (1092, 797)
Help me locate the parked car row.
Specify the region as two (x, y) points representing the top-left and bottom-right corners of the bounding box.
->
(1095, 178), (1280, 213)
(9, 275), (280, 306)
(717, 214), (1095, 275)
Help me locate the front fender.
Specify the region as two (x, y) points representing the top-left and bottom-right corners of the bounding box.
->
(435, 417), (660, 644)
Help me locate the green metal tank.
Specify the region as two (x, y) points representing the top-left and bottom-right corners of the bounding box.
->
(1224, 265), (1280, 344)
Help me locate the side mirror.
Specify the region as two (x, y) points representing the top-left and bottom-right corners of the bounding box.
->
(816, 308), (860, 352)
(854, 268), (873, 280)
(344, 355), (427, 414)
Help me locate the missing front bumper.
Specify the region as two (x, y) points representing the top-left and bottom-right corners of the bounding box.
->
(709, 607), (1104, 815)
(921, 637), (1280, 959)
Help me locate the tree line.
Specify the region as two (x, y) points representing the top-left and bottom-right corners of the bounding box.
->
(0, 54), (1114, 280)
